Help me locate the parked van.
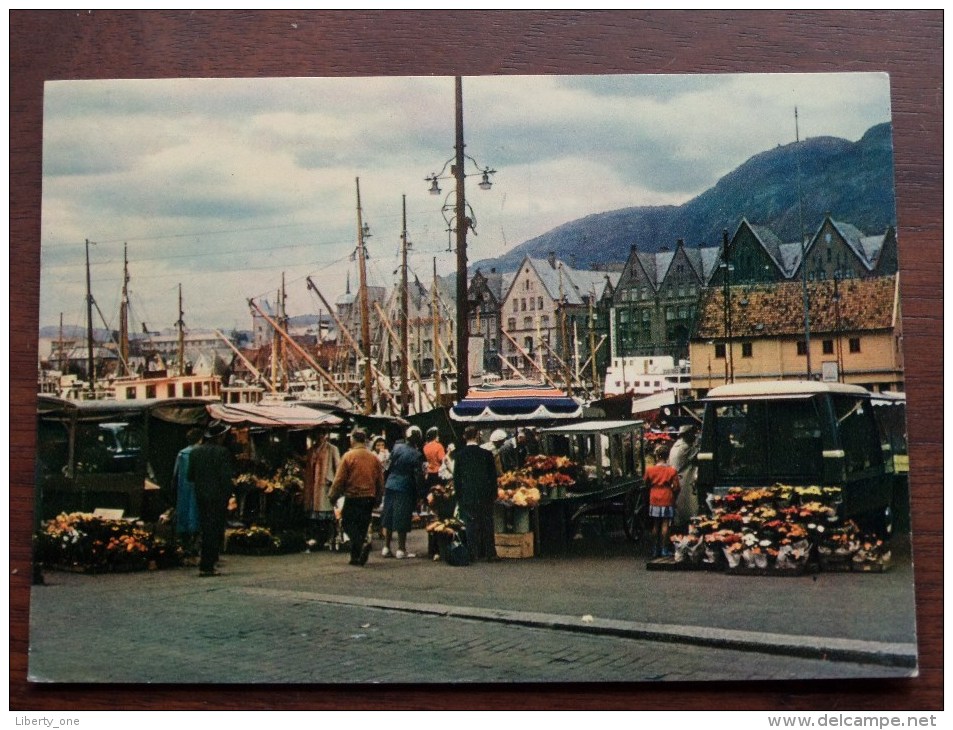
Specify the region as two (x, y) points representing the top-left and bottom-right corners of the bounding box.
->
(696, 381), (901, 536)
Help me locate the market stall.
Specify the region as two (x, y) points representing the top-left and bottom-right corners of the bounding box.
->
(491, 420), (648, 556)
(206, 401), (344, 550)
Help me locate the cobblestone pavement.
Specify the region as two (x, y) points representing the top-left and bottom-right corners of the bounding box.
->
(27, 525), (918, 684)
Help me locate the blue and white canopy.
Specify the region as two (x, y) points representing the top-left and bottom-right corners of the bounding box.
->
(450, 381), (583, 423)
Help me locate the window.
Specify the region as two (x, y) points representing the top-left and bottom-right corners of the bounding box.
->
(145, 384), (157, 399)
(741, 342), (753, 358)
(125, 387), (135, 399)
(849, 338), (861, 353)
(797, 340), (808, 356)
(166, 384), (176, 398)
(823, 339), (834, 355)
(183, 383), (192, 397)
(714, 343), (726, 359)
(507, 318), (516, 331)
(713, 399), (824, 481)
(512, 300), (518, 313)
(529, 297), (535, 310)
(521, 298), (526, 312)
(524, 336), (533, 351)
(538, 297), (543, 310)
(523, 317), (533, 329)
(541, 315), (550, 327)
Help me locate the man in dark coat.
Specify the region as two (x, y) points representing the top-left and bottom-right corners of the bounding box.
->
(453, 425), (500, 562)
(187, 421), (234, 577)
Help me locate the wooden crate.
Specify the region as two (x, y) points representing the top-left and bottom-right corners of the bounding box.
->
(495, 531), (534, 559)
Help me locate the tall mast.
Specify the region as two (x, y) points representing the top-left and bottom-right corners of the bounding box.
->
(270, 289), (280, 388)
(280, 273), (288, 390)
(588, 287), (599, 397)
(558, 264), (572, 389)
(85, 239), (95, 395)
(119, 242), (130, 376)
(176, 284), (186, 376)
(795, 107), (813, 379)
(355, 178), (373, 415)
(58, 312), (66, 374)
(400, 195), (411, 416)
(432, 257), (441, 403)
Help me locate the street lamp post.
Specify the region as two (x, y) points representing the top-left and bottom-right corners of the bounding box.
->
(425, 76), (495, 402)
(720, 261), (735, 384)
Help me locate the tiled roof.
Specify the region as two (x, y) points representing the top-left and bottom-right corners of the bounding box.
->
(693, 275), (898, 339)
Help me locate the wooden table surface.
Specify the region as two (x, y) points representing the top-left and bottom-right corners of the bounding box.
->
(10, 10), (942, 711)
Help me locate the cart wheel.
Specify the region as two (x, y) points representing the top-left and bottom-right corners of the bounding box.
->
(623, 486), (646, 542)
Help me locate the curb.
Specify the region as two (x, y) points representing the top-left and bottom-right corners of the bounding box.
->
(238, 587), (918, 670)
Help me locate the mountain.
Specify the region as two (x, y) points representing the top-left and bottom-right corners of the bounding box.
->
(474, 122), (896, 272)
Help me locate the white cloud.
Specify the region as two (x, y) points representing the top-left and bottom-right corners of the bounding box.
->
(39, 72), (892, 330)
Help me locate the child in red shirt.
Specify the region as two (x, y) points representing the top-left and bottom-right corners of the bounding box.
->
(646, 442), (680, 558)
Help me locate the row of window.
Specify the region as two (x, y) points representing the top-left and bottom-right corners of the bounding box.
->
(618, 283), (698, 302)
(513, 296), (546, 313)
(712, 338), (862, 359)
(616, 306), (695, 323)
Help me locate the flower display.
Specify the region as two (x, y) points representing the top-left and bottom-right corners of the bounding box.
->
(672, 484), (884, 574)
(852, 537), (891, 567)
(225, 525), (305, 555)
(34, 512), (182, 572)
(234, 458), (304, 495)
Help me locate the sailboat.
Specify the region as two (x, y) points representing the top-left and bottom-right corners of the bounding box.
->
(111, 281), (222, 402)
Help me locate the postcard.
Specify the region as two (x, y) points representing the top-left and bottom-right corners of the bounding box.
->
(30, 72), (916, 684)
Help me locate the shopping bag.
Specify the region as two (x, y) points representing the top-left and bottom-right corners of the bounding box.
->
(446, 536), (470, 567)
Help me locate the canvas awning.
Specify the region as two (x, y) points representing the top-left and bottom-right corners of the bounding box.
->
(207, 402), (343, 429)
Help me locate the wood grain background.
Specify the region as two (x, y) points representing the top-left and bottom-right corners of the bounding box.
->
(10, 10), (942, 710)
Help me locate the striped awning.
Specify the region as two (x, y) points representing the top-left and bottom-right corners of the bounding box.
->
(450, 381), (583, 422)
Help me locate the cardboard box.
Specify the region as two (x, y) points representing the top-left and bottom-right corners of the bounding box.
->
(495, 531), (534, 558)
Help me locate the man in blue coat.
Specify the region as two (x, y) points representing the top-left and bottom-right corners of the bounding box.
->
(454, 426), (500, 562)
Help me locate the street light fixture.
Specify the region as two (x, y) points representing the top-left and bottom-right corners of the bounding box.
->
(425, 76), (496, 401)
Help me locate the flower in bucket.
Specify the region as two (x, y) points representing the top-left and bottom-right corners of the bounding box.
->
(497, 470), (541, 507)
(537, 472), (576, 492)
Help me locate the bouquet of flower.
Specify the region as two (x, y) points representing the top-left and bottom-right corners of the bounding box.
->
(817, 524), (861, 558)
(723, 541), (744, 569)
(427, 483), (456, 518)
(852, 537), (891, 567)
(795, 485), (843, 506)
(742, 545), (770, 570)
(798, 500), (839, 523)
(670, 533), (705, 564)
(774, 539), (812, 570)
(426, 517), (465, 537)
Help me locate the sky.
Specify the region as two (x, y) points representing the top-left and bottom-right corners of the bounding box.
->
(39, 72), (892, 333)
